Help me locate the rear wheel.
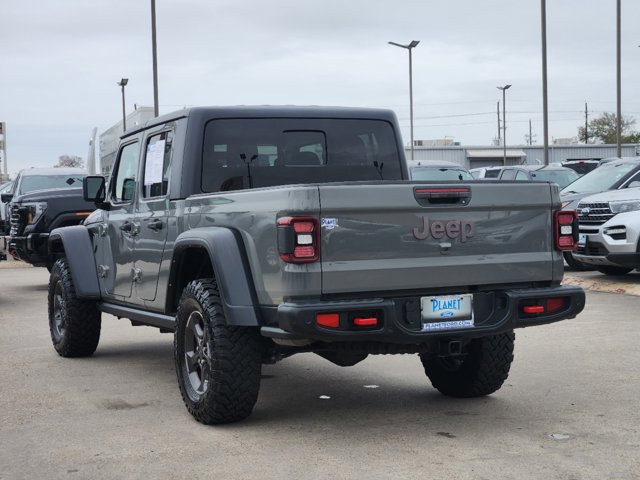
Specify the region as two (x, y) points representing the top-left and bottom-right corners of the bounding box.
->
(420, 332), (515, 397)
(48, 258), (101, 357)
(174, 279), (263, 424)
(596, 265), (632, 276)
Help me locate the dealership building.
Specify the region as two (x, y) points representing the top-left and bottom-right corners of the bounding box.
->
(406, 142), (640, 168)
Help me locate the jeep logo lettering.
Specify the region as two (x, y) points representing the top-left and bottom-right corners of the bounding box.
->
(412, 215), (474, 243)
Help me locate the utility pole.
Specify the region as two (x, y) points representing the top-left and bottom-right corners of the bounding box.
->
(497, 85), (511, 165)
(584, 102), (589, 144)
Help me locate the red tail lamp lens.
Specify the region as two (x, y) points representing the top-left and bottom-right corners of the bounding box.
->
(316, 313), (340, 328)
(523, 305), (545, 314)
(294, 246), (316, 258)
(353, 317), (378, 327)
(546, 297), (566, 313)
(293, 222), (315, 234)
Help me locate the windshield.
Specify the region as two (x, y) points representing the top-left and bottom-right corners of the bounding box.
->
(18, 175), (85, 195)
(530, 169), (579, 188)
(410, 167), (474, 181)
(560, 162), (638, 194)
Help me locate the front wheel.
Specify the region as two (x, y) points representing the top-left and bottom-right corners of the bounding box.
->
(419, 332), (515, 398)
(48, 258), (101, 357)
(596, 266), (632, 276)
(174, 279), (263, 424)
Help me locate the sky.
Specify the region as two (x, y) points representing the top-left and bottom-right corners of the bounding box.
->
(2, 0), (640, 177)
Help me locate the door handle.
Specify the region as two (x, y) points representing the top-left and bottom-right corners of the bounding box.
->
(147, 219), (164, 231)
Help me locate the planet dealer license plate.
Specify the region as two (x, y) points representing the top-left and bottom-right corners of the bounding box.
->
(421, 294), (474, 331)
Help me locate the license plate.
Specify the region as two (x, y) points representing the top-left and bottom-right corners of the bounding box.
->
(421, 294), (474, 331)
(578, 233), (587, 246)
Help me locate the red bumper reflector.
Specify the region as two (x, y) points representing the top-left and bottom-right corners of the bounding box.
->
(523, 305), (545, 314)
(316, 313), (340, 328)
(353, 317), (378, 327)
(546, 298), (566, 313)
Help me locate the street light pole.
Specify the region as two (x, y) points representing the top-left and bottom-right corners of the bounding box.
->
(616, 0), (622, 158)
(117, 78), (129, 132)
(389, 40), (420, 161)
(541, 0), (550, 165)
(151, 0), (159, 117)
(497, 84), (511, 165)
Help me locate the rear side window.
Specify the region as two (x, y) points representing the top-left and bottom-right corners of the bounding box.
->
(142, 131), (173, 198)
(500, 169), (517, 180)
(201, 118), (403, 192)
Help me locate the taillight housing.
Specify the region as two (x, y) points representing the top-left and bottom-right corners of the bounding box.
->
(554, 210), (578, 251)
(277, 216), (320, 263)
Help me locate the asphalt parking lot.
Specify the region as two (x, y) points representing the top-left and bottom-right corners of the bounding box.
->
(1, 262), (639, 480)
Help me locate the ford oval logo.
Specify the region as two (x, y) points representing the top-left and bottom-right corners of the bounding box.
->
(580, 207), (590, 217)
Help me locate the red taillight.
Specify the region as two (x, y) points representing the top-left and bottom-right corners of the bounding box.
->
(523, 305), (545, 314)
(554, 210), (578, 251)
(546, 297), (567, 313)
(277, 216), (320, 263)
(521, 297), (568, 316)
(316, 313), (340, 328)
(353, 317), (378, 327)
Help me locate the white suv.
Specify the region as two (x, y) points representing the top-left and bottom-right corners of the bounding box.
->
(573, 187), (640, 275)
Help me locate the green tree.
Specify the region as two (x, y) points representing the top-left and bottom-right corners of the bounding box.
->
(55, 155), (84, 168)
(578, 112), (640, 144)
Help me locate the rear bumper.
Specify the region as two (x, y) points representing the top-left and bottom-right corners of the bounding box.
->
(266, 285), (586, 344)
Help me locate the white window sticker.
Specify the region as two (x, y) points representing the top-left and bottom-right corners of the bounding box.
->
(144, 139), (166, 186)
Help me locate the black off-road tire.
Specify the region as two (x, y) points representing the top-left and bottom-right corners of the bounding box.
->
(596, 265), (632, 276)
(48, 258), (101, 357)
(563, 252), (594, 271)
(174, 279), (263, 424)
(420, 331), (515, 398)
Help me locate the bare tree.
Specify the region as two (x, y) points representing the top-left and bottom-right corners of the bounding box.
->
(578, 112), (640, 144)
(55, 155), (84, 168)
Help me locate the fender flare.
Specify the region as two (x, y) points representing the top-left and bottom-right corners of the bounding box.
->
(169, 227), (260, 326)
(48, 226), (101, 299)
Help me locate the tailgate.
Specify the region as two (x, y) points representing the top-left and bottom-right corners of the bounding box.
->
(319, 182), (558, 294)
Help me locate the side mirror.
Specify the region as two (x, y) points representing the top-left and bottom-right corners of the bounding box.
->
(1, 193), (13, 203)
(83, 176), (109, 211)
(83, 176), (105, 202)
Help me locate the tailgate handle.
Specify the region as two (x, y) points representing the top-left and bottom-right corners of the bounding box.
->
(414, 187), (471, 205)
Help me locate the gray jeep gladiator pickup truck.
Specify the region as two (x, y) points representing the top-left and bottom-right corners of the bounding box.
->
(47, 106), (585, 424)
